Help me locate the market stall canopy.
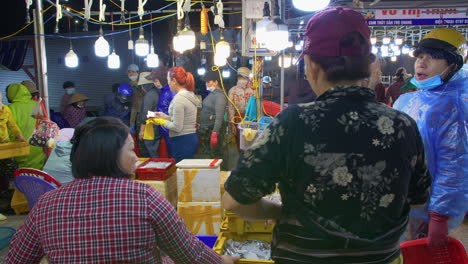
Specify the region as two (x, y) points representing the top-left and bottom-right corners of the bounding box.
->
(0, 40), (29, 71)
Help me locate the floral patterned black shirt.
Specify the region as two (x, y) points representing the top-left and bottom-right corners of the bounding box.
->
(225, 85), (431, 264)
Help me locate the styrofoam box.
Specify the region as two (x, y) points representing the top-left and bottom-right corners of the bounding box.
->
(178, 201), (222, 236)
(176, 159), (222, 202)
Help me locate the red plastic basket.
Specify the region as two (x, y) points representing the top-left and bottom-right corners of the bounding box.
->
(136, 158), (176, 181)
(400, 237), (468, 264)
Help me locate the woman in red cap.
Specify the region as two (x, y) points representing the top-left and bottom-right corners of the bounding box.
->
(222, 7), (430, 264)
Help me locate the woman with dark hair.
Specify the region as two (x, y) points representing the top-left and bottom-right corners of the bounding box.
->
(222, 8), (430, 264)
(150, 66), (200, 162)
(6, 116), (239, 264)
(385, 67), (413, 106)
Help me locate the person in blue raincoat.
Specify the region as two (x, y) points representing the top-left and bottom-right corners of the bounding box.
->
(102, 83), (133, 126)
(393, 28), (468, 247)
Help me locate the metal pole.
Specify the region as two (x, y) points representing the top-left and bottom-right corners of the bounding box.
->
(280, 51), (285, 110)
(33, 0), (50, 113)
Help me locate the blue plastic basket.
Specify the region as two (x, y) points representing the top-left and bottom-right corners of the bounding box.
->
(0, 227), (16, 250)
(196, 235), (218, 248)
(258, 116), (273, 130)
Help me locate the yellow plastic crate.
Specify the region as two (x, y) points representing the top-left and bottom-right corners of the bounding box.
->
(0, 142), (30, 159)
(224, 211), (275, 235)
(213, 231), (274, 264)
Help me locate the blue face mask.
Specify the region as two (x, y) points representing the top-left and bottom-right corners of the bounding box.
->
(66, 88), (76, 95)
(410, 75), (443, 90)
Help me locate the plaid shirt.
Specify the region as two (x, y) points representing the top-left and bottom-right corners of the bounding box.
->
(6, 177), (221, 264)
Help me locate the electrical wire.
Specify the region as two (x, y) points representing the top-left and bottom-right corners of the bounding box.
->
(0, 4), (54, 40)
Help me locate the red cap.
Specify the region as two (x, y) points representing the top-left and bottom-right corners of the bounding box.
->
(300, 7), (371, 58)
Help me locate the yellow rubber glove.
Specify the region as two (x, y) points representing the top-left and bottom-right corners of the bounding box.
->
(153, 118), (168, 126)
(143, 118), (168, 140)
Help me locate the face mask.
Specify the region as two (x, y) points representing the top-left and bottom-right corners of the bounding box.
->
(206, 86), (215, 92)
(410, 75), (443, 90)
(66, 88), (76, 95)
(128, 75), (138, 81)
(237, 79), (248, 86)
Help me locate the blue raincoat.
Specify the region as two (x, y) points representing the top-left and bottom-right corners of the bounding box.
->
(393, 65), (468, 229)
(157, 85), (175, 155)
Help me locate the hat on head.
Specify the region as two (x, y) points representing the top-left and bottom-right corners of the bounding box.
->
(300, 7), (371, 58)
(146, 66), (169, 86)
(237, 67), (250, 77)
(262, 76), (272, 83)
(21, 80), (38, 93)
(414, 28), (466, 68)
(137, 72), (153, 85)
(204, 70), (221, 82)
(68, 93), (89, 105)
(127, 64), (139, 72)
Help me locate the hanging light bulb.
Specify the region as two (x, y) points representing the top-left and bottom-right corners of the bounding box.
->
(215, 32), (231, 59)
(371, 45), (378, 54)
(382, 37), (391, 45)
(401, 44), (410, 54)
(256, 1), (273, 46)
(128, 39), (134, 50)
(107, 50), (120, 69)
(94, 28), (110, 57)
(214, 53), (227, 67)
(65, 48), (79, 68)
(295, 40), (303, 51)
(380, 44), (389, 57)
(408, 48), (415, 57)
(278, 54), (292, 68)
(177, 26), (196, 52)
(370, 37), (377, 45)
(173, 33), (184, 53)
(135, 27), (149, 57)
(391, 56), (397, 62)
(265, 21), (289, 51)
(393, 48), (401, 56)
(265, 56), (272, 61)
(222, 68), (231, 78)
(146, 46), (159, 68)
(395, 37), (403, 45)
(292, 0), (330, 11)
(197, 66), (206, 76)
(232, 56), (238, 62)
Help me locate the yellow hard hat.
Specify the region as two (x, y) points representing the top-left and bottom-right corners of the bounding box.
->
(418, 28), (467, 63)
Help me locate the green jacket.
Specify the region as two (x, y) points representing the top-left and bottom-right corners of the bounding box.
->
(7, 83), (45, 169)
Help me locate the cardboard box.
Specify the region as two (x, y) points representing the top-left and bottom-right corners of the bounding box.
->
(136, 172), (178, 208)
(178, 201), (222, 236)
(176, 159), (222, 202)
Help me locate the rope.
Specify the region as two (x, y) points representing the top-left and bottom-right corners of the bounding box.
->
(84, 0), (93, 19)
(55, 0), (62, 22)
(0, 5), (53, 41)
(138, 0), (148, 20)
(183, 0), (192, 12)
(211, 0), (225, 28)
(25, 0), (33, 23)
(99, 0), (106, 22)
(177, 0), (184, 20)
